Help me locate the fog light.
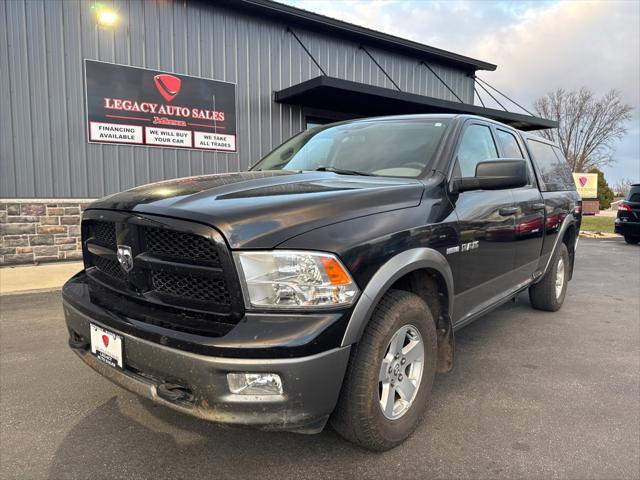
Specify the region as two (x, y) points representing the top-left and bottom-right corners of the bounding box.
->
(227, 373), (283, 395)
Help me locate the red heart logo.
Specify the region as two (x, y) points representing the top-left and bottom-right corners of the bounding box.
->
(154, 74), (181, 102)
(579, 176), (588, 187)
(102, 335), (109, 348)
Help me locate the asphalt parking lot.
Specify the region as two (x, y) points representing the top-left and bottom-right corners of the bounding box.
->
(1, 238), (638, 480)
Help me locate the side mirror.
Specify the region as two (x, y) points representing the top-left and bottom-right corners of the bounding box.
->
(452, 159), (528, 193)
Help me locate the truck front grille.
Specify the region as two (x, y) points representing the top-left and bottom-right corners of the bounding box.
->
(91, 221), (117, 249)
(151, 271), (231, 304)
(144, 227), (220, 265)
(82, 212), (244, 334)
(92, 255), (127, 283)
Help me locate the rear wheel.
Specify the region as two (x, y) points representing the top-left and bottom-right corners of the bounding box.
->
(624, 235), (639, 245)
(331, 290), (437, 451)
(529, 243), (569, 312)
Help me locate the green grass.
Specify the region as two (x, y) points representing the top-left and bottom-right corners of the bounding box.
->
(581, 215), (615, 233)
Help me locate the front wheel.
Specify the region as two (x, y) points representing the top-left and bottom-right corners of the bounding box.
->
(624, 235), (639, 245)
(529, 243), (570, 312)
(330, 290), (437, 451)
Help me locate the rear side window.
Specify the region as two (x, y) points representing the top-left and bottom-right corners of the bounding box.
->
(496, 129), (524, 158)
(526, 139), (575, 191)
(457, 124), (498, 177)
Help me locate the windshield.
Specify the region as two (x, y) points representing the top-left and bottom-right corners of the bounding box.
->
(251, 119), (450, 178)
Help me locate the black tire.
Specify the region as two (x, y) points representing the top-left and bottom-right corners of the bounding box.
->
(624, 235), (639, 245)
(330, 289), (437, 451)
(529, 242), (570, 312)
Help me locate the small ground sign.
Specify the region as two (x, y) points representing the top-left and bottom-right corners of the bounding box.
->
(572, 173), (598, 199)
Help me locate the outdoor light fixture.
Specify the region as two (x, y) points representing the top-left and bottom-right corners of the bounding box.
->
(93, 3), (119, 28)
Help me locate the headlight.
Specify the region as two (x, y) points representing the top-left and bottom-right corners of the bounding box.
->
(234, 250), (359, 309)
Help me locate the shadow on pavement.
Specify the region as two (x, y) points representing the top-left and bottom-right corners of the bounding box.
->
(45, 280), (639, 480)
(47, 394), (376, 480)
(47, 298), (528, 480)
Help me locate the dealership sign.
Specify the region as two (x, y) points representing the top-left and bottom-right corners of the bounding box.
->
(572, 173), (598, 199)
(85, 60), (236, 152)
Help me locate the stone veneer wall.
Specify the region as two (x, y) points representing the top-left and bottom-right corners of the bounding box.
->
(1, 199), (95, 265)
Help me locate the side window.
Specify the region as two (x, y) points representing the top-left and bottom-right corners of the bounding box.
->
(527, 140), (574, 191)
(457, 124), (498, 177)
(551, 147), (578, 190)
(496, 129), (524, 158)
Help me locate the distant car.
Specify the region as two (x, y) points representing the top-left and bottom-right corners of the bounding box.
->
(615, 184), (640, 244)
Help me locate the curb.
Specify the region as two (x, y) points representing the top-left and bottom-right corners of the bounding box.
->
(0, 287), (63, 297)
(0, 261), (82, 297)
(579, 231), (621, 239)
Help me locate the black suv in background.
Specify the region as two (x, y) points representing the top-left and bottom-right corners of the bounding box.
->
(615, 184), (640, 244)
(63, 114), (581, 451)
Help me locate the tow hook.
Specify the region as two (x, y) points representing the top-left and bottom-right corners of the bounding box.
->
(68, 330), (89, 350)
(157, 382), (194, 404)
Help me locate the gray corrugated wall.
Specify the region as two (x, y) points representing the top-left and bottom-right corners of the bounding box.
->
(0, 0), (474, 198)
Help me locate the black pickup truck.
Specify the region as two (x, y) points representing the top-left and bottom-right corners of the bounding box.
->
(63, 114), (581, 451)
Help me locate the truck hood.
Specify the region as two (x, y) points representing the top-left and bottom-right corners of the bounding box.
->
(88, 171), (424, 248)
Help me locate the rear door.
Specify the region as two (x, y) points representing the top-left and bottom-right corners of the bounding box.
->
(494, 127), (545, 282)
(448, 121), (517, 325)
(524, 138), (579, 274)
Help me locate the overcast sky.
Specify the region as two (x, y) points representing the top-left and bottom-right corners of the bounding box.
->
(283, 0), (640, 185)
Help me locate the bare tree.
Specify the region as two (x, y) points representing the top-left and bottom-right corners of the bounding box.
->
(534, 88), (632, 172)
(612, 178), (633, 197)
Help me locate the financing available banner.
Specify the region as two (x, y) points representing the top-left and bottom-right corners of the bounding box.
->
(85, 59), (237, 152)
(572, 173), (598, 199)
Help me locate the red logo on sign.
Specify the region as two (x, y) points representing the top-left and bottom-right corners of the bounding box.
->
(154, 74), (181, 102)
(579, 176), (588, 187)
(102, 335), (109, 348)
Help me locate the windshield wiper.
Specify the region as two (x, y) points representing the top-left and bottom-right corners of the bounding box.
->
(314, 166), (374, 176)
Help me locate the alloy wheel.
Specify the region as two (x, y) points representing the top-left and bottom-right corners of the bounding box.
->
(555, 256), (565, 299)
(378, 324), (424, 420)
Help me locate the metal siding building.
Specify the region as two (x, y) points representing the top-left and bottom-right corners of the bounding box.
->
(1, 0), (477, 199)
(2, 0), (556, 265)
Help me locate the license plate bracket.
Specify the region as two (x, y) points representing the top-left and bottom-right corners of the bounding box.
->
(90, 324), (124, 369)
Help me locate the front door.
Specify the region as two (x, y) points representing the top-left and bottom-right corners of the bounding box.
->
(494, 127), (545, 283)
(447, 122), (518, 325)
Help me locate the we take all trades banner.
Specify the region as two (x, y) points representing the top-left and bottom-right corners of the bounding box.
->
(84, 60), (237, 152)
(572, 173), (598, 199)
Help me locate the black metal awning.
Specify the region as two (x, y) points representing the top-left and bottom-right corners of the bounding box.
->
(274, 76), (557, 131)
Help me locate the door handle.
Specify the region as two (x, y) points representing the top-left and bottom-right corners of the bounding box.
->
(531, 203), (546, 211)
(499, 207), (518, 216)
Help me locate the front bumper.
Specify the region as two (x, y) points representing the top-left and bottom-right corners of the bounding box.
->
(64, 300), (351, 433)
